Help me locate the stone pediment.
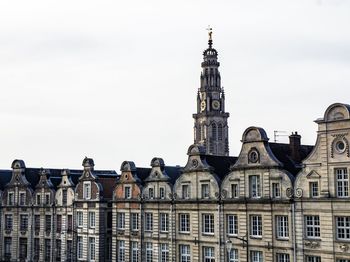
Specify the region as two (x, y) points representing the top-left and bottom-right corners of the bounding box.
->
(306, 170), (321, 179)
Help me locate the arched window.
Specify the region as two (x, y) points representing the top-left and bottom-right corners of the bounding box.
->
(218, 123), (223, 141)
(211, 123), (217, 140)
(201, 124), (205, 140)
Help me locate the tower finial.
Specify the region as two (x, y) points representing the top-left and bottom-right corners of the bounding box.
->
(206, 25), (213, 48)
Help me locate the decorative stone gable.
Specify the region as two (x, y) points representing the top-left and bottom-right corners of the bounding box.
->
(75, 157), (100, 200)
(114, 161), (141, 200)
(7, 159), (30, 187)
(145, 158), (169, 182)
(232, 127), (282, 170)
(183, 144), (213, 173)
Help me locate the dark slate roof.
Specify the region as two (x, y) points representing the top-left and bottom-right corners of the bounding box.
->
(0, 170), (12, 190)
(0, 168), (118, 190)
(269, 143), (314, 176)
(202, 155), (238, 179)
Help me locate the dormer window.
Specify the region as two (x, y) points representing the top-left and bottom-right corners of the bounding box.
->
(272, 183), (281, 198)
(62, 189), (67, 205)
(309, 182), (319, 198)
(124, 186), (131, 199)
(182, 184), (190, 199)
(7, 192), (14, 205)
(83, 181), (91, 200)
(160, 187), (165, 199)
(45, 194), (50, 205)
(148, 188), (154, 199)
(249, 175), (261, 198)
(19, 192), (26, 206)
(36, 194), (41, 205)
(231, 184), (239, 198)
(201, 184), (210, 199)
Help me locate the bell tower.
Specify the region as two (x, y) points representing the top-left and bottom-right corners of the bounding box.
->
(193, 29), (229, 156)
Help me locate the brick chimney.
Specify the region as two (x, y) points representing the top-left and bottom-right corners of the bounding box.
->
(289, 132), (301, 163)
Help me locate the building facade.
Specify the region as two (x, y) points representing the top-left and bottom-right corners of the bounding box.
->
(0, 34), (349, 262)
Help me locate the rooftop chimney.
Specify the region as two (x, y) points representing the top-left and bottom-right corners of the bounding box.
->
(289, 132), (301, 163)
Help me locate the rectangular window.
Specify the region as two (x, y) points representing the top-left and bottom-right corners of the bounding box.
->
(67, 215), (73, 232)
(231, 184), (238, 198)
(77, 211), (83, 227)
(62, 189), (67, 205)
(56, 240), (61, 262)
(131, 241), (139, 262)
(202, 184), (210, 199)
(337, 260), (350, 262)
(19, 192), (26, 205)
(34, 215), (40, 231)
(131, 213), (139, 231)
(276, 216), (289, 239)
(20, 214), (29, 231)
(118, 240), (125, 262)
(5, 214), (13, 230)
(8, 192), (14, 205)
(180, 245), (191, 262)
(4, 237), (12, 259)
(336, 168), (349, 197)
(228, 249), (238, 262)
(305, 215), (320, 238)
(125, 186), (131, 199)
(309, 182), (319, 197)
(45, 215), (52, 232)
(250, 215), (262, 237)
(160, 213), (169, 232)
(249, 175), (261, 198)
(56, 215), (62, 232)
(148, 188), (154, 199)
(117, 212), (125, 229)
(146, 242), (153, 262)
(106, 237), (112, 261)
(251, 251), (263, 262)
(160, 243), (169, 262)
(45, 239), (51, 261)
(272, 183), (281, 198)
(202, 214), (215, 234)
(19, 238), (27, 259)
(179, 214), (190, 233)
(145, 212), (153, 232)
(36, 194), (41, 205)
(45, 193), (50, 205)
(277, 253), (290, 262)
(336, 216), (350, 240)
(83, 181), (91, 199)
(89, 212), (96, 228)
(227, 214), (238, 236)
(203, 247), (215, 262)
(67, 240), (73, 261)
(34, 238), (40, 261)
(160, 187), (165, 199)
(182, 184), (190, 199)
(89, 237), (96, 261)
(77, 236), (83, 259)
(306, 256), (321, 262)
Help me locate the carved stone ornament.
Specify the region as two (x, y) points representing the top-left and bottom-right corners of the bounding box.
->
(339, 243), (349, 252)
(305, 240), (320, 249)
(221, 189), (227, 199)
(173, 193), (178, 200)
(286, 188), (293, 198)
(192, 159), (199, 168)
(295, 188), (303, 198)
(214, 192), (220, 199)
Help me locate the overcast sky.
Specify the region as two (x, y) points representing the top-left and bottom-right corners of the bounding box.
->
(0, 0), (350, 170)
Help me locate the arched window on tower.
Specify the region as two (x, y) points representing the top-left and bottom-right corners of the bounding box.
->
(212, 123), (217, 140)
(201, 124), (205, 140)
(218, 123), (223, 141)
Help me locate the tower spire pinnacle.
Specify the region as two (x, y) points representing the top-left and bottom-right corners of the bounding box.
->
(206, 26), (213, 48)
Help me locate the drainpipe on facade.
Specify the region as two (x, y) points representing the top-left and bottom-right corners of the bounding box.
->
(292, 201), (296, 262)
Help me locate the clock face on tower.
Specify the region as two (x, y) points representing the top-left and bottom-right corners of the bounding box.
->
(212, 100), (220, 110)
(200, 101), (206, 112)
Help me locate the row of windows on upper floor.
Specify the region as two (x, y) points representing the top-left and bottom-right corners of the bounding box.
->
(120, 167), (349, 200)
(4, 168), (349, 205)
(113, 211), (350, 243)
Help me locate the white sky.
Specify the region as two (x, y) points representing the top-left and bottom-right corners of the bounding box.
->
(0, 0), (350, 170)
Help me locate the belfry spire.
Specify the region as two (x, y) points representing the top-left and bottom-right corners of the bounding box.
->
(192, 29), (230, 156)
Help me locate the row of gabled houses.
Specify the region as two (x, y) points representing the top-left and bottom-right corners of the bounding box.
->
(0, 103), (350, 262)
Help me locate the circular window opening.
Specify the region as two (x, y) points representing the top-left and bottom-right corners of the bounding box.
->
(249, 150), (259, 163)
(335, 140), (346, 154)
